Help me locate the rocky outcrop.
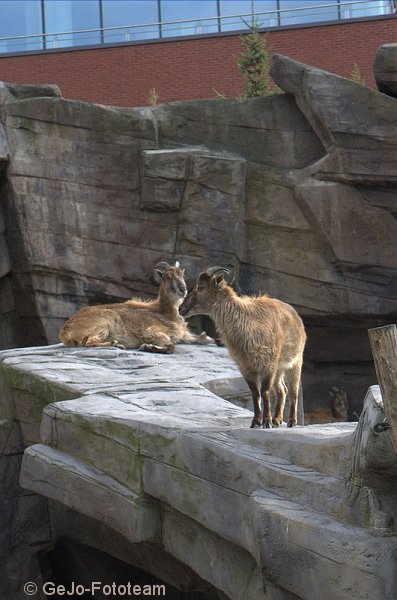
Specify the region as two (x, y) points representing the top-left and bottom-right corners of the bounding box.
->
(0, 52), (396, 417)
(374, 43), (397, 98)
(1, 344), (397, 599)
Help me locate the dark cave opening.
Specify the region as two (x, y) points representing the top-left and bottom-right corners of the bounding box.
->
(38, 539), (228, 600)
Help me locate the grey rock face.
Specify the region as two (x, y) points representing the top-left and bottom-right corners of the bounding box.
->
(0, 53), (396, 417)
(1, 344), (397, 599)
(374, 43), (397, 98)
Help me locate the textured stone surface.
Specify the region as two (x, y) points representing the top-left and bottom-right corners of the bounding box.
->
(0, 53), (397, 416)
(374, 43), (397, 98)
(1, 344), (397, 599)
(271, 53), (397, 184)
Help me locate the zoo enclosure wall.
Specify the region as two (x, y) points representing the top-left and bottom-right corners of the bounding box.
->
(0, 15), (395, 107)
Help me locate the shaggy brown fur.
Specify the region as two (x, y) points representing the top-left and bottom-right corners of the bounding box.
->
(180, 267), (307, 428)
(59, 262), (211, 354)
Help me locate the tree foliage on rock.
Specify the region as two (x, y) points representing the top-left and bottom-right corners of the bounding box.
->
(237, 27), (273, 97)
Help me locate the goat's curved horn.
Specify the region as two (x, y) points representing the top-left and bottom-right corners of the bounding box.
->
(205, 266), (231, 278)
(154, 261), (172, 273)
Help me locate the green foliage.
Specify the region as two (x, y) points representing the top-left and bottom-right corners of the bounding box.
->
(237, 28), (273, 97)
(351, 63), (366, 86)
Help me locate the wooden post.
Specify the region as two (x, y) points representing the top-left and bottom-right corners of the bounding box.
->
(368, 324), (397, 455)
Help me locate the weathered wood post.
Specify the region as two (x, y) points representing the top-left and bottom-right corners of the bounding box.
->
(368, 324), (397, 454)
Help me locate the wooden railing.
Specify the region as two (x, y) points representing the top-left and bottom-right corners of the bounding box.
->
(368, 324), (397, 454)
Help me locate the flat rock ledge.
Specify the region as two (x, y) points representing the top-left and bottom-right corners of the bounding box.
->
(1, 343), (397, 599)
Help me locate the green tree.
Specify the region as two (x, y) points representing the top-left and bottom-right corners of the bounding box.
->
(237, 27), (273, 97)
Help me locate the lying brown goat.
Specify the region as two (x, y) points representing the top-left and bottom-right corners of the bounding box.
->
(59, 261), (211, 354)
(179, 267), (307, 427)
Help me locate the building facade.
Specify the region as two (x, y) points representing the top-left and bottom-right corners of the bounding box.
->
(0, 0), (395, 106)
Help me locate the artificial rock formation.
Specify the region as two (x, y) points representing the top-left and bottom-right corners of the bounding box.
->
(1, 343), (397, 599)
(0, 54), (397, 417)
(374, 43), (397, 98)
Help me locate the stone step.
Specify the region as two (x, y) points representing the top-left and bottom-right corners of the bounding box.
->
(218, 422), (357, 477)
(39, 400), (348, 520)
(190, 429), (349, 520)
(251, 490), (397, 600)
(20, 444), (161, 545)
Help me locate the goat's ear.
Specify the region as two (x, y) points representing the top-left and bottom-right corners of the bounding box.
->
(153, 269), (164, 284)
(205, 266), (231, 286)
(214, 273), (226, 286)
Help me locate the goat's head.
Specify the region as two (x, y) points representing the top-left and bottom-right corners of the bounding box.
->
(154, 261), (188, 304)
(179, 266), (230, 317)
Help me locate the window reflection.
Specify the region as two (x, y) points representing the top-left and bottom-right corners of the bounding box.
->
(44, 0), (101, 48)
(102, 1), (159, 42)
(253, 1), (279, 28)
(0, 0), (42, 53)
(342, 0), (391, 18)
(160, 0), (219, 37)
(0, 1), (394, 55)
(220, 1), (252, 31)
(279, 0), (339, 26)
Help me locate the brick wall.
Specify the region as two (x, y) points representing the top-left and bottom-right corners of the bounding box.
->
(0, 17), (395, 107)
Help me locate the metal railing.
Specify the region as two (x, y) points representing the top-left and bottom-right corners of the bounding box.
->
(0, 0), (394, 54)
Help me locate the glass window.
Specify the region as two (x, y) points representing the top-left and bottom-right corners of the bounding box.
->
(343, 0), (391, 19)
(220, 1), (252, 31)
(160, 0), (219, 38)
(102, 1), (159, 43)
(0, 1), (43, 54)
(254, 1), (279, 28)
(220, 1), (278, 32)
(279, 0), (339, 26)
(44, 0), (101, 48)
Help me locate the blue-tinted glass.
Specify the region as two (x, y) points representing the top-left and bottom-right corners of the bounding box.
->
(220, 1), (252, 31)
(220, 1), (278, 32)
(44, 1), (101, 48)
(161, 0), (219, 37)
(0, 1), (43, 53)
(342, 0), (391, 19)
(280, 0), (339, 26)
(102, 1), (159, 42)
(254, 1), (279, 28)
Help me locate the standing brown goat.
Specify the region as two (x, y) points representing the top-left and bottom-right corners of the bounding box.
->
(59, 262), (211, 354)
(179, 267), (307, 428)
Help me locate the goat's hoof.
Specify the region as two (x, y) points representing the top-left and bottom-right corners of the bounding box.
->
(272, 418), (282, 428)
(114, 343), (126, 349)
(139, 343), (174, 354)
(262, 419), (273, 429)
(197, 331), (213, 344)
(139, 343), (155, 352)
(250, 419), (262, 429)
(287, 420), (297, 428)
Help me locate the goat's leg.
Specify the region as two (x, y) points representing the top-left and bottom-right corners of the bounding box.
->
(84, 335), (124, 348)
(272, 375), (288, 427)
(139, 329), (175, 354)
(285, 359), (303, 427)
(261, 375), (275, 429)
(139, 342), (175, 354)
(246, 379), (262, 428)
(180, 331), (214, 345)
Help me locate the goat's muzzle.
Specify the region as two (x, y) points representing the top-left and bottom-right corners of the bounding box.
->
(179, 303), (188, 316)
(179, 294), (193, 316)
(177, 286), (188, 298)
